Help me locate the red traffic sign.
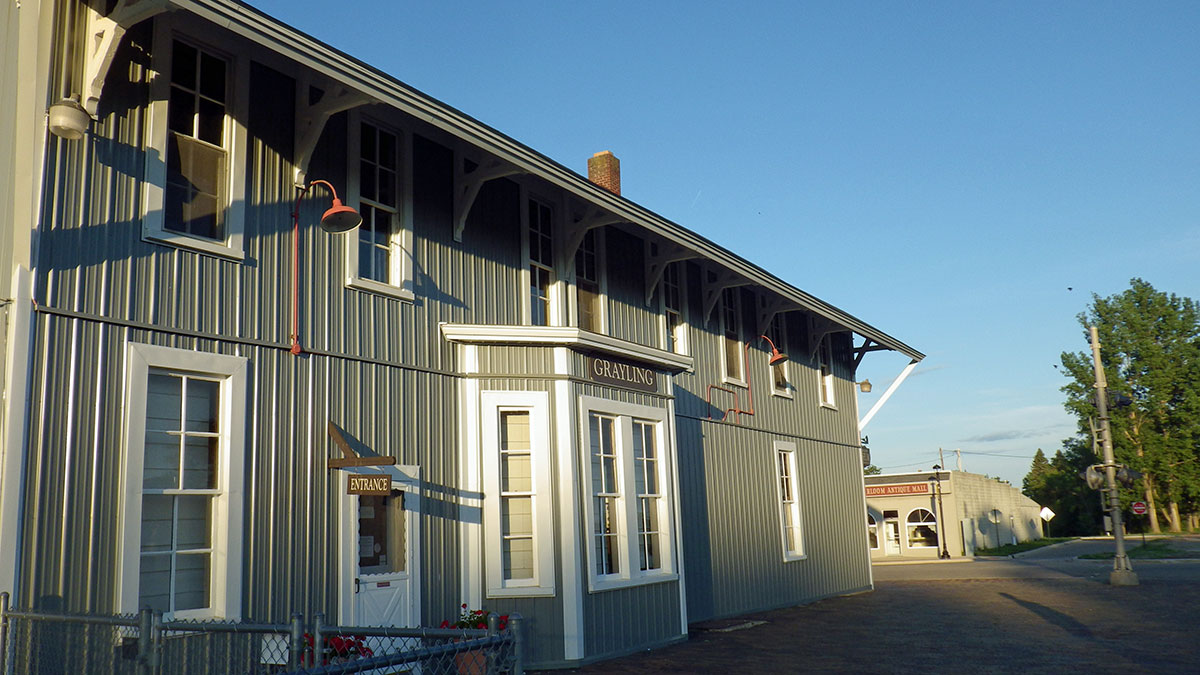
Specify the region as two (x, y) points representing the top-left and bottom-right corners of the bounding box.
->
(1131, 501), (1148, 515)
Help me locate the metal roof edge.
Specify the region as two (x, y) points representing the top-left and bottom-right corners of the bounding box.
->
(179, 0), (923, 361)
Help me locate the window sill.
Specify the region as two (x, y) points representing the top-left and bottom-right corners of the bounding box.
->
(771, 389), (794, 399)
(587, 571), (678, 593)
(782, 553), (808, 563)
(143, 230), (245, 262)
(819, 402), (838, 411)
(347, 276), (415, 302)
(486, 584), (556, 599)
(721, 376), (747, 389)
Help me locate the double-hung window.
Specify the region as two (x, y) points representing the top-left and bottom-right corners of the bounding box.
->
(119, 344), (247, 619)
(774, 441), (805, 560)
(143, 18), (247, 259)
(347, 117), (414, 299)
(817, 334), (836, 407)
(722, 288), (744, 385)
(662, 262), (687, 354)
(580, 397), (675, 591)
(481, 392), (554, 597)
(575, 229), (604, 333)
(767, 313), (791, 396)
(526, 198), (555, 326)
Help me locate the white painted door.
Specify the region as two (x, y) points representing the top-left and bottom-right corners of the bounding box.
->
(884, 519), (901, 556)
(339, 468), (421, 630)
(355, 491), (413, 626)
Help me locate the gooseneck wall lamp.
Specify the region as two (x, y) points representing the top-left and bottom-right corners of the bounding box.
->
(705, 334), (790, 423)
(290, 180), (362, 355)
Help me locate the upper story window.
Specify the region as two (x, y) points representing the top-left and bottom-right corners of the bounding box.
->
(143, 18), (247, 259)
(817, 334), (836, 407)
(767, 313), (791, 396)
(526, 197), (555, 326)
(346, 117), (414, 300)
(722, 288), (745, 385)
(662, 262), (687, 354)
(575, 229), (604, 333)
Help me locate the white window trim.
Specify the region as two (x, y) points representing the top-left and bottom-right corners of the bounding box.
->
(345, 112), (415, 301)
(905, 508), (939, 549)
(142, 15), (248, 261)
(817, 334), (837, 409)
(659, 261), (689, 356)
(721, 289), (746, 388)
(481, 391), (555, 597)
(774, 440), (806, 562)
(522, 191), (561, 326)
(571, 228), (608, 334)
(578, 396), (677, 592)
(117, 343), (248, 620)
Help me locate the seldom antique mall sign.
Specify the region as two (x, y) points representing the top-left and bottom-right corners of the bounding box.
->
(586, 355), (657, 393)
(865, 483), (930, 497)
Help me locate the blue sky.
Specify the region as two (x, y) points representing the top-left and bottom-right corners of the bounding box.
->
(248, 1), (1200, 486)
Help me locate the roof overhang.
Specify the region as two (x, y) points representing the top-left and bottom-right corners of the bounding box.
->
(165, 0), (922, 361)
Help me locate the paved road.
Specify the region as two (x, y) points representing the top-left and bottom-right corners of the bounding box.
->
(551, 538), (1200, 674)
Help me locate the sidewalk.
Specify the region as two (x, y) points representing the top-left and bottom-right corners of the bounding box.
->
(548, 557), (1200, 673)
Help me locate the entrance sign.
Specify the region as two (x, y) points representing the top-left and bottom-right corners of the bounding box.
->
(1131, 501), (1147, 515)
(865, 483), (930, 497)
(348, 474), (391, 495)
(586, 355), (657, 393)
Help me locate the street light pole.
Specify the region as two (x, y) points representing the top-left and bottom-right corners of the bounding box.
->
(930, 466), (951, 559)
(1089, 325), (1138, 586)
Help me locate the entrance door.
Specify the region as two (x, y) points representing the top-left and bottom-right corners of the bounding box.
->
(339, 468), (421, 628)
(884, 519), (901, 556)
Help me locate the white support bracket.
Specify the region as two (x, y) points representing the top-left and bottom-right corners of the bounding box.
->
(702, 269), (751, 325)
(82, 0), (170, 116)
(644, 243), (698, 306)
(560, 209), (622, 268)
(294, 80), (372, 186)
(755, 295), (793, 337)
(859, 358), (919, 431)
(453, 154), (523, 241)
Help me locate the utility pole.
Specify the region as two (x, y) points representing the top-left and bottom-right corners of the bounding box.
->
(938, 447), (945, 472)
(1089, 325), (1138, 586)
(955, 448), (962, 472)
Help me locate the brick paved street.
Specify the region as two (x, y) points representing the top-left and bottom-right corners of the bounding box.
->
(550, 539), (1200, 674)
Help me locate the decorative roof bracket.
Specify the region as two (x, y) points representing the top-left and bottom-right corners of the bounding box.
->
(755, 295), (794, 337)
(853, 338), (888, 370)
(644, 243), (699, 306)
(82, 0), (169, 116)
(702, 268), (752, 325)
(294, 80), (372, 186)
(560, 208), (622, 268)
(453, 155), (523, 241)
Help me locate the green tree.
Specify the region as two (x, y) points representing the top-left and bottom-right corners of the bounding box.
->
(863, 464), (882, 475)
(1059, 279), (1200, 532)
(1022, 448), (1052, 498)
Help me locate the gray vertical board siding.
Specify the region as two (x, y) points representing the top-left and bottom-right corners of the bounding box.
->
(475, 346), (556, 377)
(583, 582), (682, 658)
(677, 418), (870, 623)
(602, 228), (658, 347)
(21, 311), (464, 621)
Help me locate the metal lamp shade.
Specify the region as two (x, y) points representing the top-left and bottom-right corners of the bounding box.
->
(320, 200), (363, 232)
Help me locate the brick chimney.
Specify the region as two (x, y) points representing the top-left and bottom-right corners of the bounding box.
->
(587, 151), (621, 195)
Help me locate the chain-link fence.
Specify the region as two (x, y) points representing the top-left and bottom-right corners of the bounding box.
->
(0, 592), (524, 675)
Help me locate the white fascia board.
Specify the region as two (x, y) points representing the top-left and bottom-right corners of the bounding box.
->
(174, 0), (923, 362)
(439, 324), (694, 373)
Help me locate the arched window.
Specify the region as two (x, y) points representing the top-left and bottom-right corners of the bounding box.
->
(867, 514), (879, 549)
(906, 508), (939, 548)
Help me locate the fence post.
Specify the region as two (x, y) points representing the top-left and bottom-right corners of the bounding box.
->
(136, 607), (152, 675)
(149, 610), (163, 675)
(509, 613), (525, 675)
(312, 611), (325, 668)
(0, 591), (9, 675)
(486, 613), (499, 674)
(289, 612), (304, 669)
